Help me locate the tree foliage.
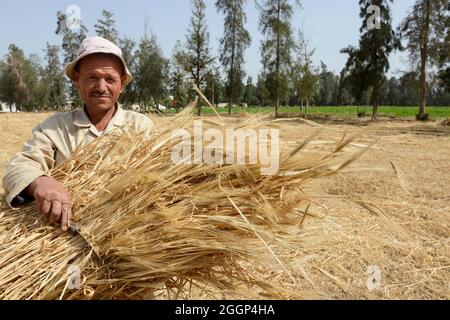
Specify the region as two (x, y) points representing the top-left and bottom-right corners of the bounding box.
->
(291, 29), (319, 114)
(341, 0), (400, 120)
(135, 28), (169, 110)
(55, 10), (88, 108)
(398, 0), (449, 120)
(94, 10), (119, 43)
(257, 0), (299, 117)
(216, 0), (251, 113)
(178, 0), (215, 115)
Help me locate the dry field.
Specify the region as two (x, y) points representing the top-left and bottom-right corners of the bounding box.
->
(0, 112), (449, 299)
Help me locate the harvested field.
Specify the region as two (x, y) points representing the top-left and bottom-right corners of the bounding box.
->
(0, 112), (449, 299)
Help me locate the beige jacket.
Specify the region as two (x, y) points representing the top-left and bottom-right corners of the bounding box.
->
(2, 105), (153, 208)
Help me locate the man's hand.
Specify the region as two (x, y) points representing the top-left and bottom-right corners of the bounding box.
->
(26, 176), (72, 231)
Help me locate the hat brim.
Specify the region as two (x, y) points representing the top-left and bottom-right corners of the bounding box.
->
(65, 50), (133, 87)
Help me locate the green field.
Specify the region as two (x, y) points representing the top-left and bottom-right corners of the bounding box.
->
(163, 106), (450, 118)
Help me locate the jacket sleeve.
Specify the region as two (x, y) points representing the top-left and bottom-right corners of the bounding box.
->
(137, 114), (154, 132)
(132, 113), (155, 139)
(2, 125), (56, 209)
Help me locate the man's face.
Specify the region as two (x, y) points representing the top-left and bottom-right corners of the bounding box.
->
(73, 54), (125, 113)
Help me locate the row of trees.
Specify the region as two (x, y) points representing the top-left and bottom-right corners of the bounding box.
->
(340, 0), (449, 120)
(0, 0), (448, 119)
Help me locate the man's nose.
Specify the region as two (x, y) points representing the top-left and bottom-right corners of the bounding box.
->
(94, 78), (108, 92)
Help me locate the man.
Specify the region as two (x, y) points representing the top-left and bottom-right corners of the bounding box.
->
(2, 36), (153, 231)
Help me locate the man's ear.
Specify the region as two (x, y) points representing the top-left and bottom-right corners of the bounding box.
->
(73, 71), (80, 90)
(120, 76), (127, 93)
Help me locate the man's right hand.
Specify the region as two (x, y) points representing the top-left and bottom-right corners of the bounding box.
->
(26, 176), (72, 231)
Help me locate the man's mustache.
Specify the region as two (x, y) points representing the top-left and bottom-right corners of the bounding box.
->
(90, 92), (112, 98)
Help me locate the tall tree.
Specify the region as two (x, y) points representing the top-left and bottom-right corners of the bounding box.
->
(135, 28), (169, 110)
(398, 71), (420, 105)
(340, 46), (370, 107)
(255, 74), (271, 107)
(204, 66), (224, 106)
(179, 0), (214, 115)
(316, 62), (339, 106)
(43, 43), (65, 110)
(337, 68), (354, 106)
(26, 54), (47, 111)
(243, 76), (259, 106)
(170, 41), (192, 111)
(0, 46), (47, 112)
(292, 29), (319, 115)
(55, 11), (88, 108)
(0, 45), (30, 111)
(341, 0), (400, 120)
(118, 36), (137, 108)
(257, 0), (298, 117)
(170, 70), (189, 112)
(385, 76), (401, 106)
(216, 0), (251, 114)
(398, 0), (448, 120)
(94, 10), (119, 43)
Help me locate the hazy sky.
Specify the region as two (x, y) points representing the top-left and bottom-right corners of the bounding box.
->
(0, 0), (416, 80)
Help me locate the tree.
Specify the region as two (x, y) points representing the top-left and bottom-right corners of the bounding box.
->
(398, 0), (448, 120)
(398, 71), (419, 105)
(385, 76), (400, 106)
(0, 45), (30, 111)
(257, 0), (298, 117)
(55, 10), (88, 108)
(255, 74), (271, 107)
(179, 0), (215, 115)
(170, 41), (192, 111)
(94, 10), (119, 43)
(170, 69), (189, 112)
(0, 60), (7, 102)
(292, 29), (319, 115)
(437, 67), (450, 93)
(204, 66), (224, 106)
(341, 0), (400, 120)
(243, 76), (259, 106)
(135, 28), (169, 111)
(316, 62), (339, 106)
(43, 43), (65, 110)
(26, 54), (47, 111)
(216, 0), (251, 114)
(337, 68), (354, 106)
(340, 46), (370, 107)
(118, 36), (137, 107)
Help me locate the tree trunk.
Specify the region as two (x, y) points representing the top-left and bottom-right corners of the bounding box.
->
(274, 0), (281, 119)
(371, 29), (379, 121)
(275, 96), (280, 118)
(371, 101), (378, 121)
(418, 0), (431, 121)
(229, 8), (236, 116)
(211, 82), (215, 108)
(196, 75), (201, 116)
(371, 81), (379, 121)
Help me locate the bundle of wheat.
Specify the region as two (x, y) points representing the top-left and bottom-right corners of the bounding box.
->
(0, 106), (365, 300)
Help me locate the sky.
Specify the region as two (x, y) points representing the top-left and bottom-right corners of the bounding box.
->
(0, 0), (416, 81)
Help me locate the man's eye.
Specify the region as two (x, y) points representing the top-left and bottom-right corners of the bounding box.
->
(89, 76), (97, 80)
(107, 78), (116, 83)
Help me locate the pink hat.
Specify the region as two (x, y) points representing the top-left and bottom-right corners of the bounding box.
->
(65, 36), (133, 87)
